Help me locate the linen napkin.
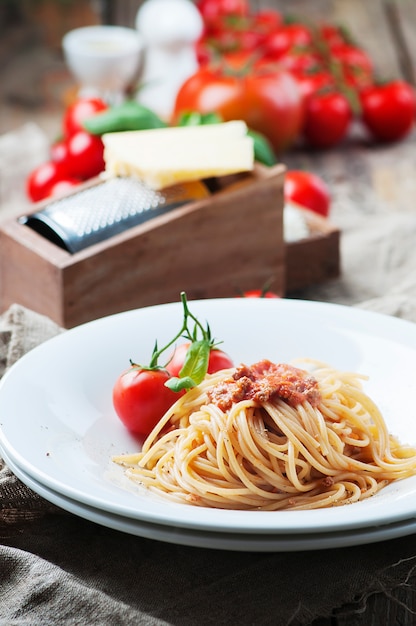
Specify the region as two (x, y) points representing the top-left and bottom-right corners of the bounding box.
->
(2, 303), (416, 625)
(0, 304), (63, 528)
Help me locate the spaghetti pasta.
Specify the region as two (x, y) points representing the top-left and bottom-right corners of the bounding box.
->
(112, 359), (416, 510)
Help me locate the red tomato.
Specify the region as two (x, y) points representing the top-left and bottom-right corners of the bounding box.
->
(48, 178), (81, 198)
(278, 51), (323, 75)
(360, 80), (416, 142)
(303, 90), (352, 149)
(50, 140), (70, 170)
(206, 25), (263, 54)
(166, 342), (234, 378)
(318, 23), (347, 49)
(253, 9), (282, 34)
(242, 290), (280, 298)
(63, 97), (108, 137)
(196, 0), (249, 29)
(284, 170), (331, 217)
(113, 367), (181, 437)
(26, 161), (69, 202)
(173, 64), (304, 154)
(65, 130), (105, 179)
(331, 44), (374, 91)
(293, 70), (335, 102)
(262, 24), (313, 60)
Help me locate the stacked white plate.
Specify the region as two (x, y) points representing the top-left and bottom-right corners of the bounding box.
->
(1, 298), (416, 552)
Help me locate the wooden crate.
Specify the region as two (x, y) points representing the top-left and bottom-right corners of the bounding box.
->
(286, 207), (341, 293)
(0, 165), (287, 328)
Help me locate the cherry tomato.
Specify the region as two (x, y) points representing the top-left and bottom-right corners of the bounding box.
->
(26, 161), (69, 202)
(253, 9), (282, 34)
(113, 367), (181, 437)
(331, 44), (374, 91)
(63, 97), (108, 137)
(360, 80), (416, 142)
(166, 342), (234, 378)
(50, 140), (70, 170)
(48, 178), (81, 199)
(303, 90), (352, 149)
(196, 0), (249, 31)
(262, 24), (313, 60)
(173, 64), (304, 154)
(65, 130), (105, 179)
(318, 23), (347, 49)
(293, 70), (335, 102)
(284, 170), (331, 217)
(278, 51), (323, 76)
(242, 290), (280, 298)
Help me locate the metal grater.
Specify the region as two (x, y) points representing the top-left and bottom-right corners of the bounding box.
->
(21, 176), (208, 253)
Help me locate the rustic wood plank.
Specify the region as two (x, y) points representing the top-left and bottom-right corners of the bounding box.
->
(383, 0), (416, 85)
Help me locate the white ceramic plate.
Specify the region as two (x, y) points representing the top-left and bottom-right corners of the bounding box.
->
(1, 298), (416, 538)
(5, 446), (416, 552)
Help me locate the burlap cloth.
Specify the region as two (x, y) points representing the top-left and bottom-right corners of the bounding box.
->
(3, 204), (416, 624)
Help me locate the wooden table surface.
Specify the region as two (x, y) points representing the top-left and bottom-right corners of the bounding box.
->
(0, 2), (416, 624)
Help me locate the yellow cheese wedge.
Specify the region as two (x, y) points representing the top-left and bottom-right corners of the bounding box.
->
(102, 121), (254, 190)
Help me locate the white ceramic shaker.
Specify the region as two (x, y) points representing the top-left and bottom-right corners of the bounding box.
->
(135, 0), (203, 120)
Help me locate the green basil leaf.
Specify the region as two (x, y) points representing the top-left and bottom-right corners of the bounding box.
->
(83, 101), (167, 135)
(248, 129), (277, 166)
(165, 375), (197, 392)
(179, 339), (210, 385)
(177, 111), (223, 127)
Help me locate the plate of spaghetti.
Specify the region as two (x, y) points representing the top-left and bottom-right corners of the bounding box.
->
(1, 297), (416, 549)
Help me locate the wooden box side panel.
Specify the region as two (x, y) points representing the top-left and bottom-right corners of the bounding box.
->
(61, 170), (285, 327)
(0, 222), (65, 324)
(286, 210), (341, 293)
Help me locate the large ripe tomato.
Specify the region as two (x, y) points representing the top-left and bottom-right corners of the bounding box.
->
(360, 80), (416, 142)
(63, 97), (108, 137)
(113, 367), (181, 437)
(166, 342), (234, 378)
(173, 64), (304, 154)
(284, 170), (331, 217)
(65, 130), (105, 179)
(302, 90), (352, 149)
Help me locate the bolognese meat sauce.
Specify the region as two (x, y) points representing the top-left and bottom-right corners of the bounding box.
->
(207, 359), (321, 411)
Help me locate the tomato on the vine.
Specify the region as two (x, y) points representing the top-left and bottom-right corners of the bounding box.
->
(284, 170), (331, 217)
(293, 70), (335, 102)
(331, 44), (374, 91)
(360, 80), (416, 142)
(113, 367), (181, 437)
(166, 342), (234, 378)
(196, 0), (249, 31)
(26, 161), (69, 202)
(65, 130), (105, 179)
(302, 90), (352, 149)
(173, 63), (304, 154)
(262, 24), (313, 61)
(63, 97), (108, 137)
(242, 289), (280, 298)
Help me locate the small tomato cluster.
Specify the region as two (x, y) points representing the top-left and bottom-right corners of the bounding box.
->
(26, 97), (108, 203)
(188, 0), (416, 151)
(112, 293), (234, 438)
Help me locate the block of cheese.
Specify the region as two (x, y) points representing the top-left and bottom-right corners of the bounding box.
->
(102, 121), (254, 190)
